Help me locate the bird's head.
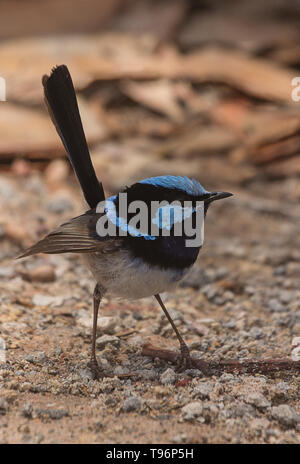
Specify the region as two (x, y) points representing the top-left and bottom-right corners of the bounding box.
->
(104, 175), (232, 255)
(125, 175), (232, 211)
(107, 176), (233, 240)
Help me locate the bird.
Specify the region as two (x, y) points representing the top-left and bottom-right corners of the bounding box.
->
(19, 65), (232, 379)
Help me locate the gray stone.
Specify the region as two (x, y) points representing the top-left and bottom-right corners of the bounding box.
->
(279, 290), (296, 304)
(249, 327), (263, 339)
(127, 335), (144, 347)
(32, 294), (65, 308)
(78, 369), (94, 381)
(171, 434), (187, 444)
(182, 401), (203, 421)
(223, 319), (236, 329)
(25, 351), (47, 364)
(246, 393), (271, 409)
(139, 369), (157, 380)
(123, 396), (142, 412)
(193, 383), (213, 400)
(96, 335), (120, 349)
(160, 368), (176, 385)
(245, 286), (255, 295)
(22, 403), (33, 418)
(229, 402), (256, 418)
(113, 366), (129, 376)
(268, 299), (285, 313)
(202, 284), (219, 301)
(270, 405), (300, 427)
(97, 317), (117, 335)
(219, 373), (235, 383)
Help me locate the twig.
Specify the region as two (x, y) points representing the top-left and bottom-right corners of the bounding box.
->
(142, 344), (300, 376)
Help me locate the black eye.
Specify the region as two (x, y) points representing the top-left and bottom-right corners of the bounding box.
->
(197, 193), (211, 202)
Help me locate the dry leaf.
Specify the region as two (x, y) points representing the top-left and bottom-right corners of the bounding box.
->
(121, 79), (185, 122)
(0, 98), (106, 157)
(0, 37), (296, 104)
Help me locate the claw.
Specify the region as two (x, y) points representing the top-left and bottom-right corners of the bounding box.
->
(88, 359), (104, 380)
(176, 343), (211, 376)
(176, 343), (193, 372)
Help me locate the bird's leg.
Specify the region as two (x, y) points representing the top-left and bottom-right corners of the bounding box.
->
(154, 294), (192, 372)
(89, 283), (105, 380)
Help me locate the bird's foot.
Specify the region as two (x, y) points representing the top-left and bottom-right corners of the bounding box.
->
(176, 343), (193, 372)
(88, 358), (105, 380)
(176, 343), (211, 376)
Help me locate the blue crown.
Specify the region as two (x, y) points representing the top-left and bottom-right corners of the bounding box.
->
(139, 175), (209, 196)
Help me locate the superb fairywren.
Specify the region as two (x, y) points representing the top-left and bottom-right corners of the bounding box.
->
(20, 66), (232, 379)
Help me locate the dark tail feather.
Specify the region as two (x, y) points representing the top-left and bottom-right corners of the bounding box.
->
(43, 65), (105, 208)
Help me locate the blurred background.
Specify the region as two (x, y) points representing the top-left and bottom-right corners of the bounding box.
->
(2, 0), (300, 191)
(0, 0), (300, 445)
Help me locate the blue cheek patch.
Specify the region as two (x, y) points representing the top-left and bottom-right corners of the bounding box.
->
(152, 204), (195, 231)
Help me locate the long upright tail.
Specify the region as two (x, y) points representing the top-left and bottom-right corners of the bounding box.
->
(43, 65), (105, 208)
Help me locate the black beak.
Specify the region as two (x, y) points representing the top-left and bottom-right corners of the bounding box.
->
(206, 191), (233, 203)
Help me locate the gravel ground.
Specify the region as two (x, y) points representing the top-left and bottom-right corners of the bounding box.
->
(0, 170), (299, 444)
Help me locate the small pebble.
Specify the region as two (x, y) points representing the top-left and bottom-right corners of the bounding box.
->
(268, 299), (285, 313)
(245, 393), (271, 410)
(171, 434), (187, 444)
(123, 396), (142, 412)
(25, 351), (47, 364)
(96, 335), (120, 349)
(22, 403), (33, 419)
(270, 405), (300, 428)
(32, 294), (65, 307)
(160, 368), (176, 385)
(192, 383), (213, 400)
(182, 402), (203, 421)
(97, 317), (117, 335)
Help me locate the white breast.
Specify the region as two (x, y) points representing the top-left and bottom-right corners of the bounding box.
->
(82, 250), (189, 300)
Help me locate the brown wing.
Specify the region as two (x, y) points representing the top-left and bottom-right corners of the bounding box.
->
(18, 210), (119, 258)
